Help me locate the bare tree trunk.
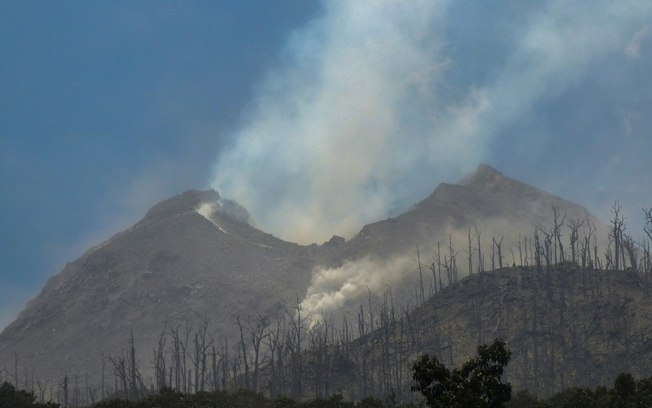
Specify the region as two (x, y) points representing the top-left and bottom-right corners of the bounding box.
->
(449, 235), (458, 285)
(474, 225), (483, 273)
(494, 236), (504, 269)
(568, 219), (583, 265)
(552, 206), (566, 264)
(416, 245), (425, 304)
(153, 326), (167, 391)
(129, 329), (138, 398)
(247, 313), (270, 392)
(468, 226), (473, 275)
(610, 201), (625, 270)
(236, 316), (250, 390)
(58, 374), (69, 408)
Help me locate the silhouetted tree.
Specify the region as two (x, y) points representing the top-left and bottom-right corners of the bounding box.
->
(412, 339), (512, 408)
(610, 201), (626, 271)
(0, 382), (59, 408)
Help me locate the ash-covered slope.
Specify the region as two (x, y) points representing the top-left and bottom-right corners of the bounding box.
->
(335, 264), (652, 399)
(0, 164), (607, 386)
(342, 164), (602, 261)
(0, 190), (319, 382)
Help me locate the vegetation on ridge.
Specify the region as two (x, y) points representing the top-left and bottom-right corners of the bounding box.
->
(2, 204), (652, 407)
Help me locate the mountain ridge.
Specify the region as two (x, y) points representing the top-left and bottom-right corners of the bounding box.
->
(0, 163), (608, 388)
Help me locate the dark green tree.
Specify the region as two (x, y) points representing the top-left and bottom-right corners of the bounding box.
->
(547, 386), (601, 408)
(610, 373), (636, 408)
(505, 390), (541, 408)
(0, 382), (60, 408)
(412, 339), (512, 408)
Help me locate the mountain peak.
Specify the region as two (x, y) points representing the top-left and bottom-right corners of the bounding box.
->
(142, 189), (220, 221)
(458, 163), (504, 186)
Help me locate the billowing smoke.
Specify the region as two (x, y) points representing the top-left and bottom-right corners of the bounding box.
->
(211, 1), (457, 244)
(300, 212), (608, 320)
(301, 255), (415, 320)
(211, 0), (652, 244)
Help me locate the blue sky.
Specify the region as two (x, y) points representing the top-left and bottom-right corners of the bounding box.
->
(1, 1), (651, 329)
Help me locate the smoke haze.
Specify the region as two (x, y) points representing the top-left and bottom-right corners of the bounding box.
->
(301, 255), (415, 319)
(211, 0), (652, 245)
(212, 1), (456, 244)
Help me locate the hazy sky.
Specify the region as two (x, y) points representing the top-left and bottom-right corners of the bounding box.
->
(1, 1), (651, 329)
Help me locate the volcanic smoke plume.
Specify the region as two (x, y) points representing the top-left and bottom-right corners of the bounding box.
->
(211, 0), (652, 244)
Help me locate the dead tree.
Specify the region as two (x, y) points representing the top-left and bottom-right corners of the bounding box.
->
(534, 229), (543, 274)
(641, 239), (651, 287)
(36, 378), (46, 403)
(448, 235), (459, 285)
(266, 313), (287, 397)
(289, 300), (305, 398)
(493, 236), (504, 269)
(605, 239), (614, 271)
(128, 329), (138, 399)
(567, 219), (584, 264)
(428, 257), (442, 297)
(357, 304), (366, 338)
(593, 227), (602, 270)
(106, 353), (128, 399)
(416, 245), (426, 304)
(643, 208), (652, 282)
(468, 226), (474, 275)
(13, 352), (18, 389)
(581, 222), (595, 269)
(429, 242), (441, 295)
(235, 316), (251, 390)
(153, 326), (167, 391)
(169, 325), (182, 391)
(192, 318), (210, 392)
(180, 322), (193, 393)
(552, 206), (566, 264)
(247, 313), (271, 392)
(58, 374), (69, 408)
(610, 201), (626, 270)
(474, 224), (484, 273)
(220, 337), (230, 391)
(100, 356), (106, 400)
(623, 233), (638, 272)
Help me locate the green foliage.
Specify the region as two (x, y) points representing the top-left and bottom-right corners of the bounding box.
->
(546, 386), (603, 408)
(303, 394), (355, 408)
(412, 339), (512, 408)
(0, 382), (60, 408)
(505, 390), (540, 408)
(12, 368), (652, 408)
(85, 387), (418, 408)
(514, 372), (652, 408)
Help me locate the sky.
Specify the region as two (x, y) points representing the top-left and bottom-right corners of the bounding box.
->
(1, 1), (651, 330)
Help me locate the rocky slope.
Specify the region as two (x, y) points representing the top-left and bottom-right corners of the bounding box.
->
(0, 164), (607, 387)
(0, 190), (319, 383)
(323, 263), (652, 400)
(341, 164), (602, 262)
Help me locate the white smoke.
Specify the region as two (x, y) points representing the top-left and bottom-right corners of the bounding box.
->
(211, 1), (455, 244)
(301, 255), (415, 319)
(196, 202), (216, 219)
(211, 0), (652, 244)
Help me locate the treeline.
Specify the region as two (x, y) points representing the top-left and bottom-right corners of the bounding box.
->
(0, 383), (416, 408)
(3, 204), (652, 406)
(6, 366), (652, 407)
(507, 372), (652, 408)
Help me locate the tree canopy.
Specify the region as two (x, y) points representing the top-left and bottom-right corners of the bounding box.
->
(412, 339), (512, 408)
(0, 382), (59, 408)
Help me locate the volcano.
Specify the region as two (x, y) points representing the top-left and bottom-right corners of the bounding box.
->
(0, 164), (605, 387)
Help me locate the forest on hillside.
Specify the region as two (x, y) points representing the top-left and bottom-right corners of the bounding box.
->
(5, 351), (652, 408)
(2, 204), (652, 408)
